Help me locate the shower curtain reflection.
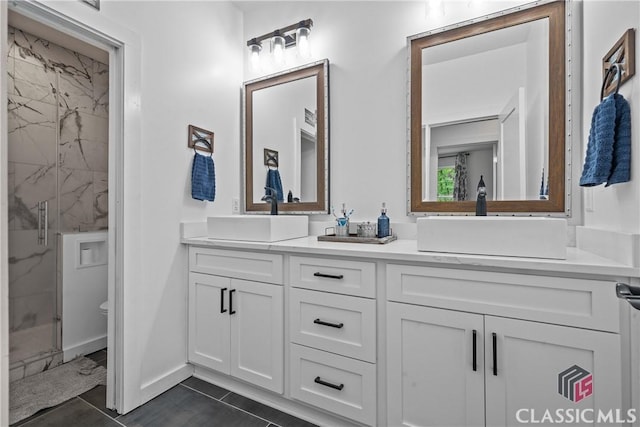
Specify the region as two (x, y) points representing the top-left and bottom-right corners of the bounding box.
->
(453, 153), (468, 201)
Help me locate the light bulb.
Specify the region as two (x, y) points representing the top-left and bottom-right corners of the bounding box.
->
(248, 40), (262, 71)
(296, 25), (311, 59)
(271, 32), (285, 65)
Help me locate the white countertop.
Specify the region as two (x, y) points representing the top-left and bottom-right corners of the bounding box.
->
(182, 235), (640, 279)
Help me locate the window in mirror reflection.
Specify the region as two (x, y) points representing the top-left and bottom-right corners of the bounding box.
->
(429, 119), (499, 201)
(437, 164), (455, 202)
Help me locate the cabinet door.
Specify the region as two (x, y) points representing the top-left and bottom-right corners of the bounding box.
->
(387, 302), (485, 427)
(485, 316), (622, 427)
(188, 273), (231, 373)
(230, 279), (284, 393)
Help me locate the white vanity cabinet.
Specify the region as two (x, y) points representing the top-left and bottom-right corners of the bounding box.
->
(387, 302), (485, 426)
(288, 255), (378, 426)
(188, 247), (284, 394)
(483, 316), (621, 426)
(183, 236), (636, 427)
(386, 264), (623, 427)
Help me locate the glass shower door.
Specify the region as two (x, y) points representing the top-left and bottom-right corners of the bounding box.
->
(7, 25), (60, 367)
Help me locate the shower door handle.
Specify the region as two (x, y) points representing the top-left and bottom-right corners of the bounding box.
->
(37, 201), (48, 246)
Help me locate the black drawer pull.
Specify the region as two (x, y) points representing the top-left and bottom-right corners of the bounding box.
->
(472, 329), (477, 372)
(492, 332), (497, 376)
(229, 289), (236, 315)
(313, 272), (344, 280)
(616, 282), (640, 311)
(220, 288), (227, 313)
(314, 376), (344, 391)
(314, 318), (344, 329)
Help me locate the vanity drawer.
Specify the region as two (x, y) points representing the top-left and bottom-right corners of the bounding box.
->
(387, 264), (620, 332)
(290, 288), (376, 362)
(189, 247), (283, 284)
(289, 256), (375, 298)
(290, 344), (376, 426)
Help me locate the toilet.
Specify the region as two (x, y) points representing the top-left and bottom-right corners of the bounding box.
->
(100, 301), (108, 316)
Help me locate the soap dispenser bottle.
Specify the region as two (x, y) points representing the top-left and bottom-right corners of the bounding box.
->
(377, 202), (390, 238)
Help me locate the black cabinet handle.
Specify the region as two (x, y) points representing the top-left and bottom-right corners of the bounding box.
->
(314, 376), (344, 391)
(314, 318), (344, 329)
(220, 288), (227, 313)
(229, 289), (236, 315)
(616, 282), (640, 311)
(492, 332), (497, 376)
(313, 272), (344, 280)
(472, 329), (477, 372)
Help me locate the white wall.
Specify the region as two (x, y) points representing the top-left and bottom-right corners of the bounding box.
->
(99, 0), (243, 405)
(241, 0), (564, 224)
(581, 0), (640, 234)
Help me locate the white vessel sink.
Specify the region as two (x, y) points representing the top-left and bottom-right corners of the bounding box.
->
(207, 215), (308, 242)
(417, 217), (567, 259)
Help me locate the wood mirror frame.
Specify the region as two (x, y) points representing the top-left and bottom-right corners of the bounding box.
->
(244, 60), (329, 214)
(409, 1), (566, 214)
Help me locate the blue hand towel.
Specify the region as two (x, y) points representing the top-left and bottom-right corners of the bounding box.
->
(191, 152), (216, 201)
(266, 169), (284, 202)
(580, 93), (631, 187)
(605, 94), (631, 186)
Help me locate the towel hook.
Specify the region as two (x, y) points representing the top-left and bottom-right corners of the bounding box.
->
(263, 148), (279, 169)
(600, 62), (622, 101)
(188, 124), (214, 155)
(193, 137), (213, 157)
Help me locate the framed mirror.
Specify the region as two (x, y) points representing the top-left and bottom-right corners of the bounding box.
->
(244, 59), (329, 214)
(408, 1), (567, 214)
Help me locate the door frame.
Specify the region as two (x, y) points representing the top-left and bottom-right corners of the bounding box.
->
(498, 87), (527, 199)
(1, 0), (142, 420)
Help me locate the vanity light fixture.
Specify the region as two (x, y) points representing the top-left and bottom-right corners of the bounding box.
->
(246, 19), (313, 68)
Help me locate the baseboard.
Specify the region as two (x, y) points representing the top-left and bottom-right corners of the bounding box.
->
(63, 335), (107, 362)
(139, 363), (194, 403)
(193, 365), (362, 427)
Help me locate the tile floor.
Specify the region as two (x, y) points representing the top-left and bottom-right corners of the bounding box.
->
(12, 350), (318, 427)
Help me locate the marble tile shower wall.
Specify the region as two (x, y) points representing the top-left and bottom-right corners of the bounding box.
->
(7, 26), (108, 337)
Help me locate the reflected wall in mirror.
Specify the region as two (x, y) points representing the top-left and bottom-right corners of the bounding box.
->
(244, 59), (329, 214)
(409, 0), (567, 214)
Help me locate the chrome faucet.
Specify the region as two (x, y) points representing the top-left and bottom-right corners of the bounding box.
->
(262, 187), (278, 215)
(476, 175), (487, 216)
